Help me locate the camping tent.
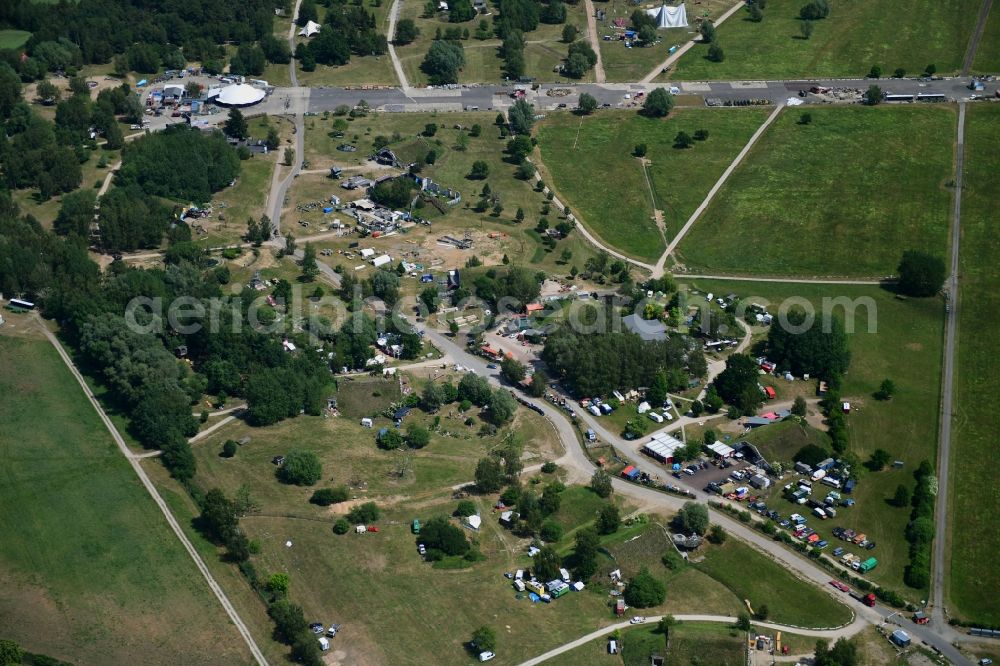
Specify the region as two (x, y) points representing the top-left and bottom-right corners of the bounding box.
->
(645, 3), (688, 28)
(298, 20), (321, 37)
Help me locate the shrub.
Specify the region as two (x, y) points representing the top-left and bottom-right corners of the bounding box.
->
(624, 567), (666, 607)
(310, 486), (350, 506)
(277, 450), (322, 486)
(332, 518), (350, 534)
(347, 502), (381, 524)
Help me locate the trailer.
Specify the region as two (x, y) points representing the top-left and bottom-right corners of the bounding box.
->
(850, 591), (876, 607)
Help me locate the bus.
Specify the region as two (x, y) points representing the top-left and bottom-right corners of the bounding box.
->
(916, 93), (946, 103)
(884, 94), (914, 103)
(7, 298), (34, 311)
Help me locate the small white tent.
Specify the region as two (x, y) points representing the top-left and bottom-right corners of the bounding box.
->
(645, 3), (688, 28)
(298, 20), (321, 37)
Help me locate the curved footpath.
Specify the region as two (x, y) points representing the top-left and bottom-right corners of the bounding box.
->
(418, 325), (972, 665)
(517, 613), (870, 666)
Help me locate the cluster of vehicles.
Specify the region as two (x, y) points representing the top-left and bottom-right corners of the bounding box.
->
(307, 622), (341, 651)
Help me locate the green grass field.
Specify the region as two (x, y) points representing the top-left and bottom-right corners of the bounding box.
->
(694, 540), (852, 628)
(678, 106), (956, 277)
(947, 104), (1000, 624)
(972, 4), (1000, 73)
(537, 108), (771, 263)
(670, 0), (981, 80)
(687, 279), (944, 593)
(742, 419), (832, 466)
(0, 333), (251, 665)
(0, 29), (31, 50)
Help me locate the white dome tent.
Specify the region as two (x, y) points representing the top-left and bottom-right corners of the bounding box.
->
(209, 83), (266, 108)
(645, 2), (688, 28)
(298, 20), (321, 37)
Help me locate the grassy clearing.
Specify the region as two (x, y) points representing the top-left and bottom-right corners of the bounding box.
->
(0, 29), (31, 50)
(0, 334), (250, 665)
(687, 279), (944, 593)
(393, 3), (592, 86)
(694, 540), (852, 628)
(948, 104), (1000, 624)
(972, 6), (1000, 73)
(595, 0), (731, 81)
(670, 0), (981, 80)
(11, 146), (120, 229)
(678, 106), (956, 277)
(296, 110), (606, 277)
(536, 108), (771, 263)
(742, 420), (832, 465)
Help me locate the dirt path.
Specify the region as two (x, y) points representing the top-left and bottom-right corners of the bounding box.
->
(527, 157), (656, 274)
(639, 0), (747, 83)
(583, 0), (606, 83)
(386, 0), (411, 91)
(653, 103), (784, 277)
(962, 0), (995, 75)
(34, 318), (269, 666)
(931, 102), (966, 630)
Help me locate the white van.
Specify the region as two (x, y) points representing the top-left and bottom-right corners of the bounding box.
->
(515, 569), (524, 580)
(648, 412), (664, 424)
(813, 507), (827, 520)
(318, 637), (330, 651)
(513, 579), (525, 592)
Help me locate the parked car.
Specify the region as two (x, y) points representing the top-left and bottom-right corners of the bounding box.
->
(833, 547), (844, 557)
(309, 623), (324, 634)
(829, 580), (850, 593)
(865, 541), (877, 550)
(630, 617), (646, 625)
(487, 363), (497, 369)
(479, 651), (496, 662)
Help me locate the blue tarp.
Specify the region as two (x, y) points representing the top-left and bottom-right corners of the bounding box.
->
(528, 592), (540, 603)
(137, 79), (147, 87)
(323, 207), (334, 213)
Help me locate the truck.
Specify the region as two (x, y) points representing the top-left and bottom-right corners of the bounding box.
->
(412, 519), (421, 534)
(859, 557), (878, 573)
(850, 591), (877, 607)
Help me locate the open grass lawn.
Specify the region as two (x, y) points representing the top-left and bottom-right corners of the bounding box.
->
(0, 335), (251, 665)
(671, 0), (981, 80)
(678, 106), (956, 277)
(190, 397), (562, 513)
(694, 540), (852, 628)
(972, 5), (1000, 73)
(948, 104), (1000, 625)
(537, 108), (771, 263)
(0, 29), (31, 50)
(742, 419), (832, 465)
(662, 621), (745, 666)
(687, 279), (944, 594)
(298, 110), (607, 276)
(394, 2), (591, 86)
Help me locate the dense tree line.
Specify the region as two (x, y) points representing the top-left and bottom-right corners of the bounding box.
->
(904, 460), (936, 589)
(766, 309), (850, 380)
(542, 326), (705, 397)
(0, 0), (281, 77)
(117, 124), (241, 203)
(300, 5), (388, 68)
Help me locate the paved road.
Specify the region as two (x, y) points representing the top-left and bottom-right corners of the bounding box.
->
(417, 324), (973, 665)
(518, 613), (870, 666)
(931, 102), (967, 627)
(654, 102), (785, 277)
(35, 319), (269, 666)
(301, 76), (989, 115)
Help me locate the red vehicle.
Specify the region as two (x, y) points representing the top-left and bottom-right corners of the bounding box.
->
(367, 525), (379, 533)
(913, 612), (930, 625)
(829, 580), (850, 593)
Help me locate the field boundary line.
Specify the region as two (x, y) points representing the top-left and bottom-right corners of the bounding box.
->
(653, 102), (784, 277)
(35, 318), (270, 666)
